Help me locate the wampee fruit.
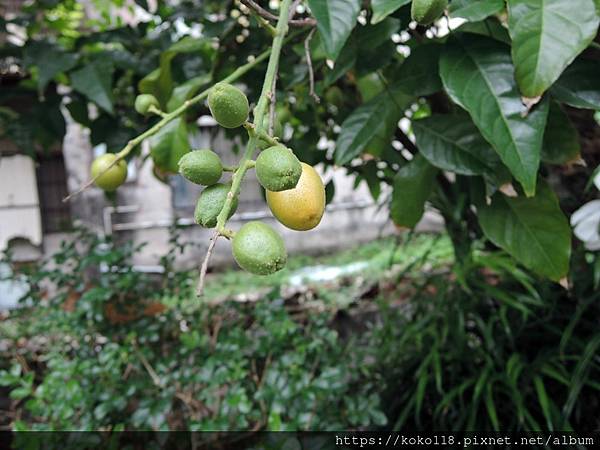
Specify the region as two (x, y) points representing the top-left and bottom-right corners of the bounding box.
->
(255, 145), (302, 192)
(91, 154), (128, 191)
(208, 83), (249, 128)
(266, 162), (325, 231)
(194, 183), (238, 228)
(232, 221), (287, 275)
(178, 149), (223, 186)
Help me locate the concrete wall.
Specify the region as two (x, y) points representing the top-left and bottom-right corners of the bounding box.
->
(0, 154), (43, 259)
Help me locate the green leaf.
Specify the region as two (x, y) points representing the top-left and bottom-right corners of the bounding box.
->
(485, 383), (500, 431)
(439, 35), (549, 196)
(70, 60), (115, 114)
(394, 43), (443, 96)
(371, 0), (412, 24)
(149, 118), (190, 173)
(324, 37), (357, 86)
(457, 17), (511, 44)
(533, 376), (554, 430)
(412, 113), (506, 177)
(477, 181), (571, 281)
(562, 333), (600, 420)
(23, 42), (78, 92)
(166, 74), (211, 112)
(391, 155), (438, 228)
(335, 86), (410, 165)
(307, 0), (361, 60)
(541, 102), (581, 164)
(449, 0), (505, 21)
(550, 58), (600, 110)
(140, 37), (212, 108)
(508, 0), (600, 98)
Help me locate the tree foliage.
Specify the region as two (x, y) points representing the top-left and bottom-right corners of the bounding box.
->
(1, 0), (600, 281)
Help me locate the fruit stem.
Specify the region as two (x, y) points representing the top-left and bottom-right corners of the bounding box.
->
(63, 27), (305, 203)
(214, 0), (293, 233)
(147, 104), (167, 118)
(246, 6), (278, 36)
(219, 228), (235, 239)
(243, 121), (280, 148)
(222, 165), (239, 172)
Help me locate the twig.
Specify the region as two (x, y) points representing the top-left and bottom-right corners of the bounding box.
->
(132, 341), (163, 388)
(243, 122), (280, 147)
(196, 230), (220, 297)
(243, 1), (277, 35)
(239, 0), (316, 26)
(289, 0), (303, 20)
(63, 30), (305, 203)
(304, 27), (319, 103)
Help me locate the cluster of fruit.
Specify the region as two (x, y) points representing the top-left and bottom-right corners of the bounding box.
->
(90, 82), (325, 276)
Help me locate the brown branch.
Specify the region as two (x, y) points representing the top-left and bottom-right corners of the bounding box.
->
(196, 231), (220, 297)
(289, 0), (303, 20)
(304, 27), (320, 103)
(239, 0), (316, 26)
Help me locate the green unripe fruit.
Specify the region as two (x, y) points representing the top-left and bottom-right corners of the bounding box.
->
(194, 183), (238, 228)
(135, 94), (160, 116)
(178, 149), (223, 186)
(208, 83), (249, 129)
(232, 221), (287, 275)
(91, 154), (128, 191)
(255, 145), (302, 192)
(411, 0), (448, 25)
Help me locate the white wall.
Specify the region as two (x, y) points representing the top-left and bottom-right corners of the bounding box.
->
(0, 154), (43, 253)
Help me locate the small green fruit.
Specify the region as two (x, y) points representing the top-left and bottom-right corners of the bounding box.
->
(232, 221), (287, 275)
(91, 154), (128, 191)
(178, 149), (223, 186)
(135, 94), (160, 116)
(194, 183), (238, 228)
(208, 83), (249, 129)
(255, 145), (302, 192)
(411, 0), (448, 25)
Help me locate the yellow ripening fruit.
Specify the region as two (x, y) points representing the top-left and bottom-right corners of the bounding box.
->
(194, 183), (238, 228)
(266, 162), (325, 231)
(208, 83), (249, 129)
(255, 145), (302, 192)
(232, 221), (287, 275)
(134, 94), (160, 116)
(91, 154), (128, 191)
(411, 0), (448, 25)
(178, 149), (223, 186)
